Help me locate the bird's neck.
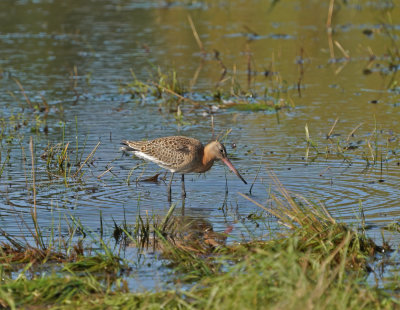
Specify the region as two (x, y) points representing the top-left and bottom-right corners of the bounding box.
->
(201, 145), (215, 172)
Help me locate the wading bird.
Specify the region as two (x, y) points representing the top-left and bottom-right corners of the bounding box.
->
(121, 136), (247, 202)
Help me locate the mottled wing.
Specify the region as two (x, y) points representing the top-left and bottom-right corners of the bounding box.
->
(139, 137), (198, 170)
(121, 136), (202, 172)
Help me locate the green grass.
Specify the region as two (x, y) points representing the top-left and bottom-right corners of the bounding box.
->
(1, 224), (395, 309)
(184, 239), (393, 310)
(0, 274), (103, 309)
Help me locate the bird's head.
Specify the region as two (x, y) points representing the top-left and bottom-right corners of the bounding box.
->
(205, 141), (247, 184)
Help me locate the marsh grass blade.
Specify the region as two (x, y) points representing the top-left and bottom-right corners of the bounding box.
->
(72, 141), (100, 178)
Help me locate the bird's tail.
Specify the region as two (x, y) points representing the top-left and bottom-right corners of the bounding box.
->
(120, 140), (137, 154)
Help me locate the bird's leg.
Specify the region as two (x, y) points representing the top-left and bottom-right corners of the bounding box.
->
(168, 172), (174, 202)
(181, 174), (186, 216)
(181, 174), (186, 199)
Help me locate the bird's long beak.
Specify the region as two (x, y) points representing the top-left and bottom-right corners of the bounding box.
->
(221, 158), (247, 184)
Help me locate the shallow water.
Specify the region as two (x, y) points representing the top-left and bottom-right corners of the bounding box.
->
(0, 0), (400, 288)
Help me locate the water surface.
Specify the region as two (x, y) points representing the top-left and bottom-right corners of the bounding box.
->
(0, 0), (399, 288)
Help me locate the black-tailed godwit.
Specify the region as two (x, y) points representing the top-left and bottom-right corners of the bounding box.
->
(121, 136), (247, 201)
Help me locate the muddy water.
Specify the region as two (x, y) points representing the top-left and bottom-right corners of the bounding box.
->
(0, 0), (400, 287)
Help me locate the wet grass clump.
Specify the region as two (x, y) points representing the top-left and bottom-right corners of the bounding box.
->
(302, 120), (400, 173)
(156, 172), (385, 283)
(121, 62), (294, 115)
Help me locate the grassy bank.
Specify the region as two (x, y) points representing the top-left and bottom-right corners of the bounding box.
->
(0, 173), (398, 309)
